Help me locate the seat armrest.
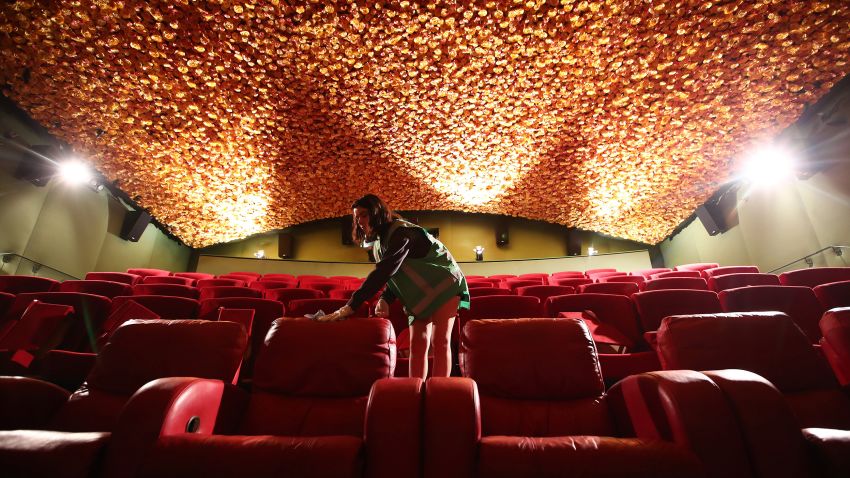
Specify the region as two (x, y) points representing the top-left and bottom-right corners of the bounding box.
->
(424, 377), (480, 478)
(0, 376), (70, 429)
(616, 370), (753, 478)
(101, 377), (246, 478)
(702, 370), (812, 478)
(365, 377), (424, 478)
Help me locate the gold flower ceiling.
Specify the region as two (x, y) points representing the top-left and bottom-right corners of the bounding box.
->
(1, 0), (848, 247)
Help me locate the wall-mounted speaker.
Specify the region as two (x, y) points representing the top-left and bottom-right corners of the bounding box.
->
(278, 232), (294, 259)
(566, 228), (583, 256)
(496, 221), (509, 246)
(341, 215), (354, 245)
(120, 210), (151, 242)
(696, 189), (739, 236)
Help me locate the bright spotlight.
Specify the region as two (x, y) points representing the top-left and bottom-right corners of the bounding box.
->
(57, 159), (94, 186)
(741, 144), (797, 188)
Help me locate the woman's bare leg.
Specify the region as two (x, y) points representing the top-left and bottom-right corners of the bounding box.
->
(431, 296), (460, 377)
(409, 320), (433, 380)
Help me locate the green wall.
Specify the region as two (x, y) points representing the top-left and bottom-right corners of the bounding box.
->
(660, 157), (850, 272)
(0, 164), (191, 279)
(201, 211), (649, 262)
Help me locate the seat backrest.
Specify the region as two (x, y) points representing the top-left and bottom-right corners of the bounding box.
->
(328, 289), (355, 300)
(126, 268), (170, 278)
(719, 285), (824, 343)
(464, 295), (542, 320)
(296, 275), (329, 286)
(261, 273), (296, 281)
(468, 287), (513, 298)
(0, 275), (59, 294)
(241, 318), (394, 436)
(286, 298), (352, 317)
(85, 272), (141, 285)
(779, 267), (850, 288)
(643, 277), (708, 291)
(49, 319), (248, 432)
(198, 286), (262, 301)
(110, 295), (199, 320)
(633, 289), (722, 332)
(651, 271), (701, 279)
(0, 301), (74, 350)
(0, 292), (14, 318)
(813, 280), (850, 310)
(300, 280), (341, 295)
(133, 283), (199, 299)
(600, 275), (645, 284)
(460, 318), (613, 437)
(701, 266), (759, 279)
(708, 273), (780, 292)
(515, 285), (574, 303)
(197, 278), (245, 288)
(579, 282), (639, 296)
(6, 292), (114, 351)
(674, 263), (719, 272)
(219, 273), (258, 284)
(550, 271), (585, 278)
(516, 273), (549, 281)
(230, 271), (262, 278)
(584, 268), (616, 275)
(173, 272), (214, 281)
(504, 279), (543, 291)
(198, 297), (285, 378)
(545, 293), (643, 347)
(587, 271), (628, 281)
(550, 277), (593, 288)
(820, 307), (850, 386)
(488, 274), (516, 280)
(249, 280), (296, 291)
(264, 287), (323, 304)
(142, 276), (194, 286)
(630, 268), (671, 279)
(657, 312), (835, 393)
(58, 280), (132, 299)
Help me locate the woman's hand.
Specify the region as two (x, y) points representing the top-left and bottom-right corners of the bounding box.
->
(374, 298), (389, 317)
(317, 305), (353, 322)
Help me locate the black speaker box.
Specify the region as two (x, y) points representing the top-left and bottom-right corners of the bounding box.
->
(341, 215), (354, 245)
(120, 210), (151, 242)
(566, 228), (583, 256)
(278, 233), (294, 259)
(496, 222), (509, 246)
(696, 190), (739, 236)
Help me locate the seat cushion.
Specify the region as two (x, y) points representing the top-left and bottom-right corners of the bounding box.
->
(0, 430), (110, 478)
(138, 434), (363, 478)
(478, 435), (701, 478)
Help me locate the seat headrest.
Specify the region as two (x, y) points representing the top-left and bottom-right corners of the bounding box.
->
(657, 312), (837, 392)
(253, 318), (395, 397)
(87, 319), (248, 395)
(461, 318), (603, 400)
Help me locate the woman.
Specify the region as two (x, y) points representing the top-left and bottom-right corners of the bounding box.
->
(319, 194), (470, 379)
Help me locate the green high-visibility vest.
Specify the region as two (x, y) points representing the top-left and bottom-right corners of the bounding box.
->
(373, 220), (470, 325)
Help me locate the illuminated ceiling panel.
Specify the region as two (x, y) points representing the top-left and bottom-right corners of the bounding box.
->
(1, 0), (847, 247)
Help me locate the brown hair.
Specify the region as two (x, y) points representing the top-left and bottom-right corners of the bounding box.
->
(351, 194), (400, 244)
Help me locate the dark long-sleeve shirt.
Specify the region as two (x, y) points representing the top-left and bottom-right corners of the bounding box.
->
(347, 222), (430, 310)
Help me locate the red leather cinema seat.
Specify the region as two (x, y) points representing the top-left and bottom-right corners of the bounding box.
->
(719, 285), (824, 343)
(58, 280), (132, 299)
(514, 285), (573, 303)
(141, 276), (194, 286)
(110, 295), (199, 321)
(655, 312), (850, 477)
(579, 281), (640, 296)
(0, 319), (247, 478)
(3, 292), (113, 352)
(633, 289), (722, 334)
(84, 272), (140, 286)
(820, 307), (850, 386)
(814, 281), (850, 310)
(117, 318), (422, 478)
(779, 267), (850, 288)
(468, 287), (513, 298)
(287, 298), (368, 318)
(133, 283), (199, 299)
(708, 273), (780, 292)
(126, 268), (170, 278)
(643, 277), (708, 291)
(424, 318), (702, 478)
(0, 275), (59, 294)
(198, 286), (262, 301)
